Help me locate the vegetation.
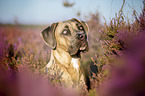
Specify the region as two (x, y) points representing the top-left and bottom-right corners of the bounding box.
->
(0, 0), (145, 96)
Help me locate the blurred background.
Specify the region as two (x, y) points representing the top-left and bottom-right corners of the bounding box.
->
(0, 0), (145, 96)
(0, 0), (143, 63)
(0, 0), (143, 24)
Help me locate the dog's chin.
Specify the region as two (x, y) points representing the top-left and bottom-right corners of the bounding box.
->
(70, 50), (81, 58)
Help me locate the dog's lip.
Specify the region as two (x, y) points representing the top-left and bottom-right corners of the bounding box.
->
(79, 41), (88, 51)
(70, 41), (89, 56)
(79, 45), (89, 52)
(79, 46), (87, 50)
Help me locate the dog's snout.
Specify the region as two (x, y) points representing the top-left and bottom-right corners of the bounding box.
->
(77, 33), (86, 40)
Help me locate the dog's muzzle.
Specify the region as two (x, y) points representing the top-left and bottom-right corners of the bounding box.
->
(77, 33), (89, 52)
(69, 32), (89, 56)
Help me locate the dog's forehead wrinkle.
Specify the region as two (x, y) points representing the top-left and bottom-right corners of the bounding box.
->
(61, 21), (83, 33)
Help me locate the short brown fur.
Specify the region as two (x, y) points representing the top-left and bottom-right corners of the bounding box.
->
(41, 18), (90, 90)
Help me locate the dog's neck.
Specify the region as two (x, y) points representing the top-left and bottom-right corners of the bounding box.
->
(46, 48), (81, 72)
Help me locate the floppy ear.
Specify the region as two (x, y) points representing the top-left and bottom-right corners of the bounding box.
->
(41, 23), (58, 49)
(81, 21), (89, 34)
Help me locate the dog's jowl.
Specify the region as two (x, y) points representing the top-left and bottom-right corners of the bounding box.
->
(41, 18), (90, 90)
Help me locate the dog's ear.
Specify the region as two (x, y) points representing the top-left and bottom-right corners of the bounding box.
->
(41, 23), (58, 49)
(81, 21), (89, 34)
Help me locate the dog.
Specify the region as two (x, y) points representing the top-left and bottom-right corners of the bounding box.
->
(41, 18), (90, 90)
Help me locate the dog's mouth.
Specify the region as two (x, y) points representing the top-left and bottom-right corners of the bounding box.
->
(79, 42), (89, 52)
(70, 41), (89, 57)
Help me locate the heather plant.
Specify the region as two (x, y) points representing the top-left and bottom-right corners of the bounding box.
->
(0, 25), (86, 96)
(0, 0), (145, 95)
(88, 0), (145, 96)
(0, 24), (91, 96)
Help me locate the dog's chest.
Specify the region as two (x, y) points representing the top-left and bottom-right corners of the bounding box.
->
(71, 58), (80, 72)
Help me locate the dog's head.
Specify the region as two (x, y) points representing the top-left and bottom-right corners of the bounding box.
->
(41, 18), (89, 57)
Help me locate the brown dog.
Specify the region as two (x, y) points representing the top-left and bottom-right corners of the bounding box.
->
(41, 18), (90, 90)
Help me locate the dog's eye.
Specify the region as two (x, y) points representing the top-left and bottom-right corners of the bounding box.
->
(63, 30), (68, 34)
(78, 26), (83, 30)
(62, 29), (70, 35)
(76, 24), (84, 31)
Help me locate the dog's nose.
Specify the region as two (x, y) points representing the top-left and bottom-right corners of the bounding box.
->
(77, 33), (86, 40)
